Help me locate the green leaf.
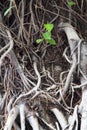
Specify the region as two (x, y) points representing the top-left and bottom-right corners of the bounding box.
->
(42, 32), (51, 40)
(4, 6), (14, 16)
(68, 1), (75, 7)
(46, 38), (56, 45)
(44, 23), (54, 32)
(36, 39), (43, 43)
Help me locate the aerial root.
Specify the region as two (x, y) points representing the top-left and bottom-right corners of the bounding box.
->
(4, 104), (40, 130)
(19, 104), (25, 130)
(4, 106), (19, 130)
(36, 113), (56, 130)
(27, 112), (39, 130)
(14, 60), (41, 105)
(68, 105), (78, 130)
(51, 108), (68, 130)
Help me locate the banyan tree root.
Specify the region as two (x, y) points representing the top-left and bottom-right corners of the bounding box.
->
(68, 105), (78, 130)
(0, 18), (30, 90)
(4, 106), (19, 130)
(4, 102), (69, 130)
(59, 22), (87, 130)
(51, 108), (68, 129)
(2, 21), (87, 130)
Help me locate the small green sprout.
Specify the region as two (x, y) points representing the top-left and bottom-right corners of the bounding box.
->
(36, 39), (43, 43)
(36, 23), (56, 45)
(44, 23), (54, 32)
(42, 32), (51, 40)
(68, 1), (75, 7)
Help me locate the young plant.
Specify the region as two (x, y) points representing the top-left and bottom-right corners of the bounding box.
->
(68, 1), (75, 7)
(36, 23), (56, 45)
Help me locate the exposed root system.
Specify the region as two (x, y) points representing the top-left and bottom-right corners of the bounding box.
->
(0, 0), (87, 130)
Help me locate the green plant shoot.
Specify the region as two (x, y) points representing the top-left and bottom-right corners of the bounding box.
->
(44, 23), (54, 32)
(42, 32), (51, 39)
(68, 1), (75, 7)
(36, 39), (43, 43)
(36, 23), (56, 45)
